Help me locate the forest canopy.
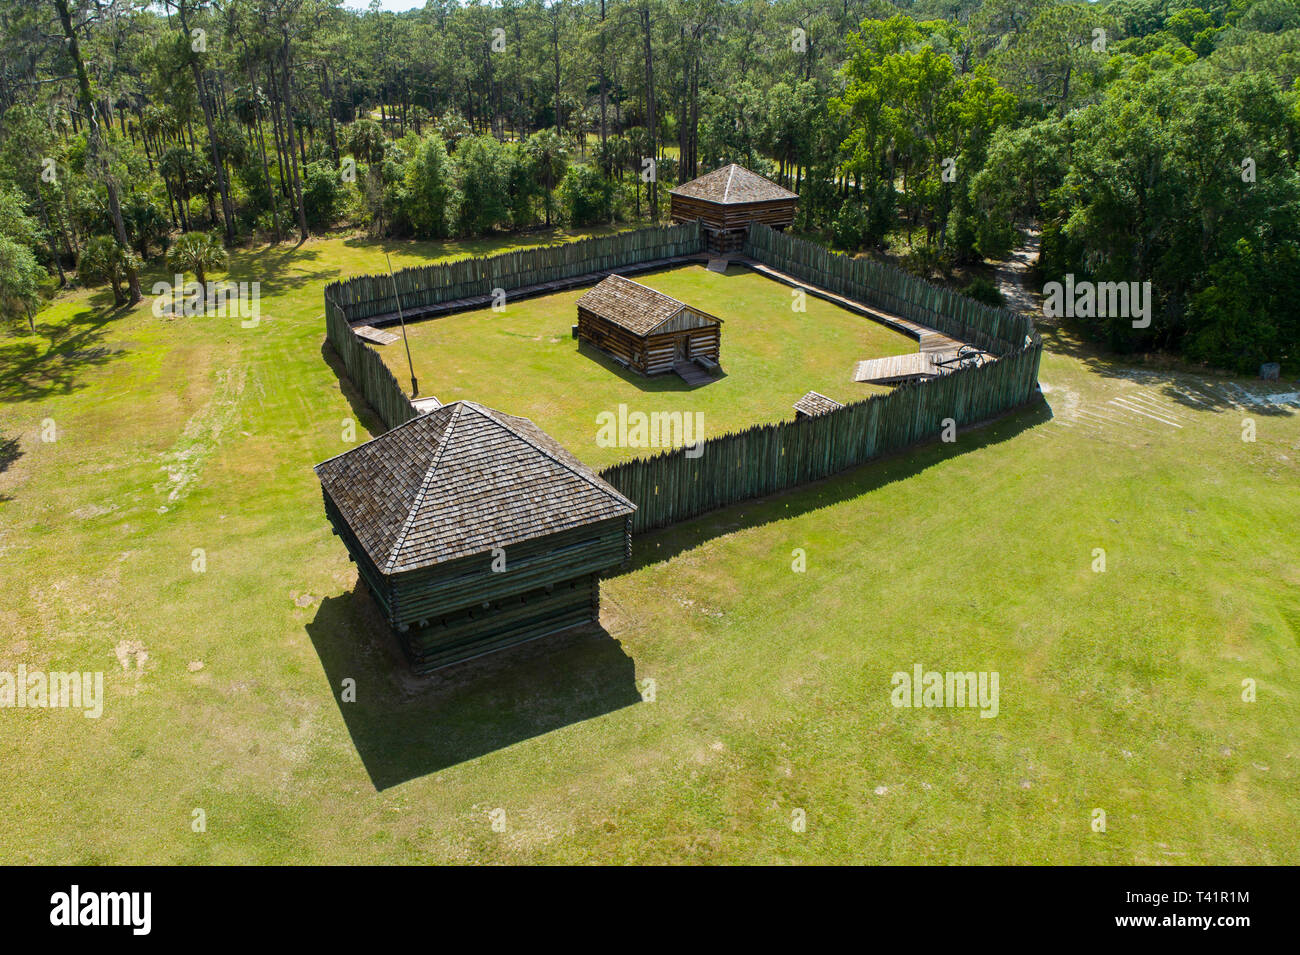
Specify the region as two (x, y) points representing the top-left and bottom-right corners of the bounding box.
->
(1, 0), (1297, 371)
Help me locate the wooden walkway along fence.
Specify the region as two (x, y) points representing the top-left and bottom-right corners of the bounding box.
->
(326, 222), (703, 326)
(744, 224), (1035, 356)
(740, 258), (966, 355)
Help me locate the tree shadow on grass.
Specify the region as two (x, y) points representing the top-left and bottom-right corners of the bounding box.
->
(617, 397), (1053, 574)
(218, 245), (334, 296)
(0, 432), (21, 503)
(0, 299), (125, 403)
(306, 586), (641, 789)
(1040, 325), (1296, 418)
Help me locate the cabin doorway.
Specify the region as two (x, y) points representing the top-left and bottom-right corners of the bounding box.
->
(674, 337), (688, 363)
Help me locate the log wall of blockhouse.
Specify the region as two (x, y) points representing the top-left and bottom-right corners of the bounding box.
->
(324, 489), (628, 664)
(323, 490), (395, 615)
(386, 517), (628, 630)
(703, 229), (746, 254)
(400, 575), (599, 673)
(670, 195), (797, 231)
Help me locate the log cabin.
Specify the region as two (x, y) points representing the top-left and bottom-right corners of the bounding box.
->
(576, 274), (722, 376)
(669, 163), (799, 253)
(315, 401), (635, 672)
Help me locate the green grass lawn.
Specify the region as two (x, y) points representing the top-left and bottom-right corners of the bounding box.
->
(0, 231), (1296, 864)
(376, 264), (916, 469)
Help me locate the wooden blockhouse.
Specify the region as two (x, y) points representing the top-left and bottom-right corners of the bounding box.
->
(793, 391), (844, 419)
(576, 274), (722, 376)
(315, 401), (635, 672)
(670, 163), (799, 253)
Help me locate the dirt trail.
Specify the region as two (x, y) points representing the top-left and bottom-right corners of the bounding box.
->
(992, 229), (1042, 320)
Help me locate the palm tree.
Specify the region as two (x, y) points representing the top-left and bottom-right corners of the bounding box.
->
(167, 232), (228, 289)
(347, 119), (388, 234)
(80, 237), (142, 308)
(525, 129), (570, 227)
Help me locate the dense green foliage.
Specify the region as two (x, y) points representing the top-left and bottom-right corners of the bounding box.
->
(1, 0), (1297, 368)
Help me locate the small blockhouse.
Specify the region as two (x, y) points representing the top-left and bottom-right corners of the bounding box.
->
(315, 401), (635, 672)
(576, 274), (721, 375)
(670, 163), (799, 253)
(793, 391), (844, 419)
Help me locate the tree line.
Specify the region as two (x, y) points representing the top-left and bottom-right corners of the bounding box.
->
(0, 0), (1297, 371)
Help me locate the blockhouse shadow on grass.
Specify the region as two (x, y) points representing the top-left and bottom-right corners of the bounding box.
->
(306, 585), (642, 789)
(615, 397), (1052, 574)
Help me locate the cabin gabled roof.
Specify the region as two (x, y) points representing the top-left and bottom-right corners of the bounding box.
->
(576, 274), (721, 337)
(669, 163), (798, 204)
(315, 401), (634, 574)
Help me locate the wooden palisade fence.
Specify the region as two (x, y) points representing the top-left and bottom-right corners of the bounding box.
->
(325, 222), (702, 325)
(323, 223), (705, 431)
(599, 343), (1041, 533)
(324, 290), (420, 428)
(745, 224), (1034, 356)
(599, 225), (1043, 533)
(323, 221), (1042, 536)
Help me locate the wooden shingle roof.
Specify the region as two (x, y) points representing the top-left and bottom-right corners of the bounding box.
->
(315, 402), (634, 574)
(669, 164), (798, 204)
(576, 274), (720, 336)
(793, 391), (844, 417)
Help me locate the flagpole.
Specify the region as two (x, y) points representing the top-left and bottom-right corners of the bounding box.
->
(386, 253), (418, 398)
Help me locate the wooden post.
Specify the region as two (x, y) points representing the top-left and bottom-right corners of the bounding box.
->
(386, 253), (419, 398)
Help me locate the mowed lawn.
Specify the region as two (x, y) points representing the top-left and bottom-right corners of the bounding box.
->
(376, 264), (916, 468)
(0, 230), (1297, 864)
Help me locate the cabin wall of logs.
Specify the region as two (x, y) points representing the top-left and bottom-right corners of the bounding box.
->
(577, 307), (721, 375)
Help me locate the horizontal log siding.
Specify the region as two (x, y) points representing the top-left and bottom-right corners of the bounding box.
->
(400, 575), (599, 673)
(671, 195), (796, 231)
(579, 313), (720, 375)
(578, 308), (646, 371)
(387, 518), (628, 628)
